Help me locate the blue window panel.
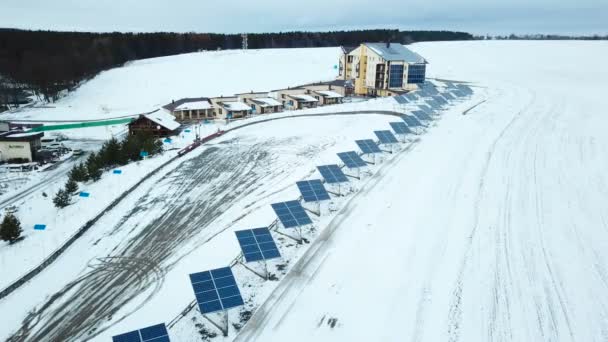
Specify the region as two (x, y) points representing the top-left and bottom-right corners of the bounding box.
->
(389, 122), (411, 135)
(221, 295), (244, 309)
(140, 324), (168, 341)
(389, 64), (404, 88)
(113, 331), (141, 342)
(192, 280), (215, 293)
(199, 300), (223, 314)
(217, 285), (240, 298)
(355, 139), (382, 154)
(189, 271), (211, 283)
(213, 276), (237, 289)
(407, 64), (426, 84)
(374, 130), (399, 144)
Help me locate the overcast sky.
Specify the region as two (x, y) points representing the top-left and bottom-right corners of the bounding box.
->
(1, 0), (606, 35)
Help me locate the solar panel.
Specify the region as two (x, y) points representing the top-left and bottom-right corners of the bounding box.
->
(417, 105), (434, 114)
(451, 90), (466, 97)
(442, 92), (454, 100)
(337, 151), (367, 169)
(271, 200), (313, 228)
(190, 267), (244, 315)
(317, 165), (349, 184)
(374, 130), (399, 144)
(112, 323), (170, 342)
(445, 82), (457, 89)
(389, 122), (411, 135)
(394, 95), (408, 104)
(421, 83), (439, 95)
(432, 95), (448, 105)
(426, 100), (441, 110)
(411, 110), (431, 121)
(235, 228), (281, 262)
(416, 89), (431, 97)
(457, 84), (473, 94)
(401, 115), (422, 127)
(296, 179), (331, 202)
(355, 139), (382, 154)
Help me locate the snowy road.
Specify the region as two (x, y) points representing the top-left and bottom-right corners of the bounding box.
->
(236, 42), (608, 342)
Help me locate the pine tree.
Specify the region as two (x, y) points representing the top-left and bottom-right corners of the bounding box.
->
(65, 178), (78, 194)
(53, 189), (70, 208)
(86, 153), (103, 181)
(0, 213), (23, 244)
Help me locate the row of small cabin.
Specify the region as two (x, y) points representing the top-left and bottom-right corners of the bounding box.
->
(162, 80), (349, 122)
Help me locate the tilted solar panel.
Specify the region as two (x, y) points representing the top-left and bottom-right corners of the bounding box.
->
(235, 228), (281, 262)
(374, 130), (399, 144)
(113, 324), (170, 342)
(337, 151), (367, 168)
(271, 201), (313, 228)
(389, 122), (411, 135)
(189, 267), (244, 315)
(317, 165), (349, 184)
(297, 179), (331, 202)
(355, 139), (382, 154)
(401, 115), (422, 127)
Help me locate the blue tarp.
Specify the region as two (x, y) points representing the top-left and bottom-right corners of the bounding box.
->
(34, 224), (46, 231)
(113, 170), (122, 174)
(140, 151), (149, 158)
(79, 192), (90, 197)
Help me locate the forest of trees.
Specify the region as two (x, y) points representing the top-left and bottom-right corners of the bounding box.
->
(0, 28), (473, 107)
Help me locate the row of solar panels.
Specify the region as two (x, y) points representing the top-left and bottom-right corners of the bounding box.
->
(113, 103), (446, 341)
(393, 82), (472, 107)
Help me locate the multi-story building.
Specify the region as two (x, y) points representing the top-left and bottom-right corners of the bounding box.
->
(340, 42), (427, 97)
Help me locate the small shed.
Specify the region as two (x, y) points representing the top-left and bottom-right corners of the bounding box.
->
(128, 111), (181, 137)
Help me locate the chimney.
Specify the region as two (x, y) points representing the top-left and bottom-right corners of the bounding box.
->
(386, 40), (391, 48)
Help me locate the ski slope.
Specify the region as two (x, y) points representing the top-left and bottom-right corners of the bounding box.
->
(235, 41), (608, 341)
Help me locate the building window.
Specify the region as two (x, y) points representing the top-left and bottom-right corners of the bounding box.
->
(407, 64), (426, 84)
(347, 55), (353, 62)
(388, 64), (404, 88)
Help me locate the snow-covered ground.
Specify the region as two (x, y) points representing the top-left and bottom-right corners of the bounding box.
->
(1, 40), (607, 342)
(236, 41), (608, 342)
(0, 47), (340, 123)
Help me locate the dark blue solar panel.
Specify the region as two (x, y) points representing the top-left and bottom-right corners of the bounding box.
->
(394, 95), (408, 104)
(297, 179), (331, 202)
(425, 100), (441, 110)
(355, 139), (382, 154)
(421, 83), (439, 94)
(442, 92), (454, 100)
(402, 93), (416, 101)
(451, 90), (465, 97)
(374, 130), (399, 144)
(113, 324), (170, 342)
(235, 228), (281, 262)
(401, 115), (422, 127)
(189, 267), (244, 314)
(337, 151), (367, 168)
(411, 110), (431, 121)
(389, 122), (411, 135)
(432, 95), (448, 105)
(417, 105), (434, 115)
(445, 82), (457, 89)
(271, 201), (313, 228)
(457, 84), (473, 94)
(317, 165), (349, 184)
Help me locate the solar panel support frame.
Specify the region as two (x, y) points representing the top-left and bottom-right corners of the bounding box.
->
(238, 257), (271, 280)
(300, 197), (322, 217)
(200, 309), (230, 337)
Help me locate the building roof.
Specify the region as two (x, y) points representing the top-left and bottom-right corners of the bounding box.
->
(220, 101), (252, 111)
(341, 46), (356, 54)
(315, 90), (343, 98)
(251, 97), (283, 107)
(234, 91), (269, 96)
(299, 79), (350, 88)
(290, 94), (319, 102)
(365, 43), (426, 63)
(0, 131), (44, 142)
(142, 110), (181, 131)
(162, 97), (210, 112)
(175, 100), (212, 111)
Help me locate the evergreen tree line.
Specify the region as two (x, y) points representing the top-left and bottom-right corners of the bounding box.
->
(54, 133), (163, 208)
(0, 28), (473, 106)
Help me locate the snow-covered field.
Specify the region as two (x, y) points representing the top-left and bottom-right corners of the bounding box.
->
(0, 47), (340, 123)
(1, 40), (607, 342)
